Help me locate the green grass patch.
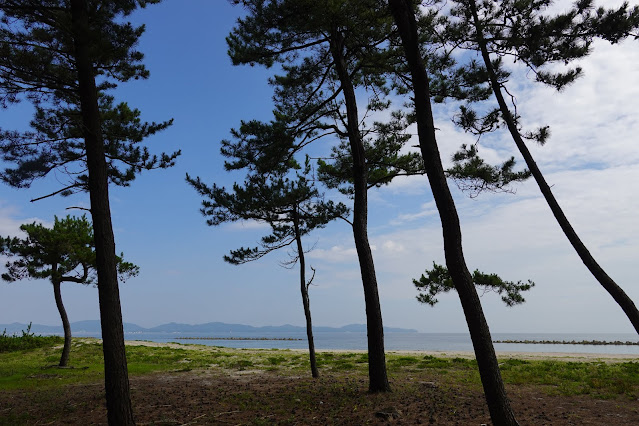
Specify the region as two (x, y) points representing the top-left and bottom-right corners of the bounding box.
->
(497, 357), (639, 399)
(266, 356), (287, 365)
(417, 355), (452, 369)
(0, 324), (63, 353)
(1, 339), (638, 400)
(388, 355), (419, 369)
(315, 352), (368, 372)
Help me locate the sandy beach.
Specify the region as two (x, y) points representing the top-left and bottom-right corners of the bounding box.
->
(122, 338), (639, 363)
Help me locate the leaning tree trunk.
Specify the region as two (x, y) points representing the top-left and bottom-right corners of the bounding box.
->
(388, 0), (519, 424)
(52, 279), (72, 367)
(466, 0), (639, 335)
(70, 1), (136, 424)
(329, 30), (391, 393)
(293, 206), (319, 378)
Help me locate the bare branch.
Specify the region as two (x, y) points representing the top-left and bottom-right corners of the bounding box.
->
(29, 183), (83, 202)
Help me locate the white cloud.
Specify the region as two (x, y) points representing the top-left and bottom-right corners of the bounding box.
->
(381, 240), (405, 253)
(390, 201), (438, 225)
(507, 39), (639, 172)
(0, 203), (47, 237)
(308, 244), (358, 263)
(225, 219), (271, 231)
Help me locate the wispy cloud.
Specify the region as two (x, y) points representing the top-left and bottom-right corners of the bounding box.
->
(225, 220), (270, 231)
(308, 245), (359, 263)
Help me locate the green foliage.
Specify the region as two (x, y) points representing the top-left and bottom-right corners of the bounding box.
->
(0, 215), (138, 285)
(317, 111), (424, 196)
(414, 262), (534, 307)
(443, 0), (638, 91)
(447, 144), (531, 197)
(225, 0), (419, 197)
(0, 1), (179, 198)
(0, 323), (63, 353)
(219, 119), (298, 175)
(189, 161), (348, 265)
(418, 0), (639, 195)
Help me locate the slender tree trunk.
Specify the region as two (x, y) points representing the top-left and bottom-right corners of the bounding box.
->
(52, 279), (71, 367)
(388, 1), (518, 424)
(329, 30), (390, 393)
(466, 0), (639, 335)
(70, 1), (135, 424)
(293, 206), (319, 378)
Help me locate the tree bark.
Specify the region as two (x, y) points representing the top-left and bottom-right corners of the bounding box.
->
(388, 0), (518, 424)
(329, 30), (390, 393)
(293, 206), (319, 378)
(70, 1), (135, 424)
(52, 278), (71, 367)
(466, 0), (639, 335)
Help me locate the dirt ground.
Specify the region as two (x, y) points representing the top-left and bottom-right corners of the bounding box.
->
(2, 361), (639, 425)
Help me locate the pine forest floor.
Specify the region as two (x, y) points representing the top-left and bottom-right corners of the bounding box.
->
(1, 338), (638, 425)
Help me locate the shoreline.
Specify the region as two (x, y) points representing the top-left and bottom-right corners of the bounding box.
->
(117, 338), (639, 363)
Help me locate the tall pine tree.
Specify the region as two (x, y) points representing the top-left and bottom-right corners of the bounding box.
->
(388, 0), (520, 423)
(0, 1), (178, 423)
(189, 159), (348, 378)
(438, 0), (639, 333)
(224, 0), (411, 392)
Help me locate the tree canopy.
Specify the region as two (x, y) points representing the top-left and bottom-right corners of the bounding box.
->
(0, 0), (180, 200)
(1, 214), (138, 367)
(414, 262), (534, 307)
(1, 215), (138, 285)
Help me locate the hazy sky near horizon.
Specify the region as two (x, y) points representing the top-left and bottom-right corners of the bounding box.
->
(1, 0), (638, 334)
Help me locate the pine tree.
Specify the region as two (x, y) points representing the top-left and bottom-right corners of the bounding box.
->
(439, 0), (639, 333)
(0, 1), (178, 423)
(1, 215), (138, 367)
(224, 0), (408, 392)
(388, 0), (520, 423)
(189, 160), (348, 379)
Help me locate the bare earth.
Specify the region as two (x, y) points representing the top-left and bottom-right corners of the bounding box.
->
(2, 341), (638, 425)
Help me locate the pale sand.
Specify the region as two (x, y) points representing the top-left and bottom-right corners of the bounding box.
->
(108, 339), (639, 364)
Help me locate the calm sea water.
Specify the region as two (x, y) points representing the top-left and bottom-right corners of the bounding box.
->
(72, 331), (639, 355)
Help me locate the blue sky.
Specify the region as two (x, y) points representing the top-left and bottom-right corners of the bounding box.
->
(1, 0), (638, 334)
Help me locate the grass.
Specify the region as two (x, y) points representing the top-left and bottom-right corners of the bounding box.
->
(0, 338), (638, 400)
(0, 323), (63, 353)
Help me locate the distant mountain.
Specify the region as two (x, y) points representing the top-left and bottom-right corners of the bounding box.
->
(1, 321), (418, 335)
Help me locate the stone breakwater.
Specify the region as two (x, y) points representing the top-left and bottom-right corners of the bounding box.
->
(494, 339), (639, 346)
(175, 337), (303, 341)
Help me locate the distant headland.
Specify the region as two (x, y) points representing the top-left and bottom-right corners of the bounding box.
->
(0, 320), (418, 336)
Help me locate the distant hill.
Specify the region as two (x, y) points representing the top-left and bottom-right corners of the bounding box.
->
(1, 321), (418, 335)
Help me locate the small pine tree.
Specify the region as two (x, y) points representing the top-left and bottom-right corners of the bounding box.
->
(1, 215), (138, 367)
(189, 160), (347, 379)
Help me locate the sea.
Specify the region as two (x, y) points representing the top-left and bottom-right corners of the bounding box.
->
(74, 330), (639, 355)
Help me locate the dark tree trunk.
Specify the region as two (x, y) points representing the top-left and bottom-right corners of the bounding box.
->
(293, 206), (319, 378)
(52, 279), (71, 367)
(70, 1), (135, 424)
(329, 30), (390, 393)
(466, 0), (639, 335)
(388, 0), (518, 424)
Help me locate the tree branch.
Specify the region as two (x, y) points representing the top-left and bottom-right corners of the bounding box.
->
(30, 183), (83, 202)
